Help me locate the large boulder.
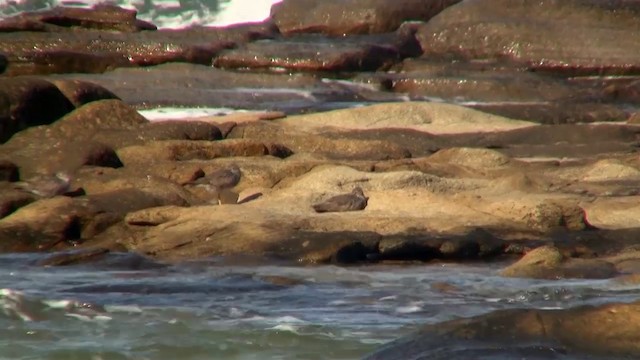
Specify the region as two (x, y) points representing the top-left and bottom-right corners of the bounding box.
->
(0, 4), (156, 32)
(365, 301), (640, 359)
(0, 77), (74, 143)
(271, 0), (461, 36)
(416, 0), (640, 76)
(0, 18), (277, 76)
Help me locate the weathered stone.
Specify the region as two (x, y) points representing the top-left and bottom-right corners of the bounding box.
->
(0, 160), (19, 182)
(501, 245), (617, 279)
(416, 0), (640, 76)
(50, 63), (352, 110)
(471, 102), (628, 125)
(116, 139), (292, 165)
(523, 200), (592, 232)
(0, 77), (74, 143)
(0, 21), (277, 76)
(0, 187), (35, 219)
(229, 121), (411, 160)
(271, 0), (461, 36)
(49, 79), (120, 107)
(214, 27), (421, 72)
(365, 301), (640, 359)
(0, 183), (194, 252)
(2, 140), (122, 179)
(0, 4), (156, 32)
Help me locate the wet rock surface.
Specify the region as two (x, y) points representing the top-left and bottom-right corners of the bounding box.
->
(2, 2), (640, 357)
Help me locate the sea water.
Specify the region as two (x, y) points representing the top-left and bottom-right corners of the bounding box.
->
(1, 253), (639, 359)
(0, 0), (283, 28)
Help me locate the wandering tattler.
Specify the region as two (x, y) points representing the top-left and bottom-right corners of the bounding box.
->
(13, 172), (72, 198)
(313, 186), (368, 213)
(185, 164), (241, 204)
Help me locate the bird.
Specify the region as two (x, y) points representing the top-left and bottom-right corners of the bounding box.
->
(312, 186), (369, 213)
(13, 172), (72, 198)
(184, 164), (242, 205)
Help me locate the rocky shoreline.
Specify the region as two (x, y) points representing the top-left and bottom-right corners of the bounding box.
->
(2, 0), (640, 358)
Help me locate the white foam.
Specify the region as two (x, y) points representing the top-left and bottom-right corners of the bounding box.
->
(0, 0), (284, 29)
(138, 107), (249, 121)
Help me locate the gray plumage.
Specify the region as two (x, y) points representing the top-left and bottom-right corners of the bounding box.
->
(313, 186), (368, 213)
(186, 164), (241, 190)
(185, 165), (242, 205)
(14, 172), (72, 198)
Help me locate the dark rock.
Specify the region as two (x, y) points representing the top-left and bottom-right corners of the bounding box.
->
(377, 230), (505, 262)
(0, 77), (74, 143)
(0, 22), (276, 76)
(49, 79), (120, 107)
(469, 102), (628, 125)
(0, 160), (19, 182)
(0, 4), (156, 33)
(3, 140), (123, 178)
(313, 187), (368, 213)
(271, 0), (461, 36)
(365, 302), (640, 359)
(0, 188), (35, 219)
(48, 63), (352, 111)
(36, 248), (111, 267)
(0, 53), (6, 74)
(214, 34), (402, 72)
(116, 139), (293, 166)
(415, 0), (640, 76)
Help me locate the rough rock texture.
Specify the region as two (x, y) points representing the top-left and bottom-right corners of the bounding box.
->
(0, 17), (277, 76)
(416, 0), (640, 76)
(271, 0), (461, 36)
(0, 4), (156, 32)
(214, 26), (422, 72)
(365, 300), (640, 359)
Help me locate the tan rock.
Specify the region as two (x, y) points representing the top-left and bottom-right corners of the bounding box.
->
(275, 102), (537, 134)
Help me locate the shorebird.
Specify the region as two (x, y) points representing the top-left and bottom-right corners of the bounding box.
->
(13, 172), (72, 198)
(185, 164), (242, 205)
(313, 186), (369, 213)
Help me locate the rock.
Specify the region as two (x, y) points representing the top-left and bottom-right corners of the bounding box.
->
(0, 53), (6, 74)
(0, 182), (194, 252)
(416, 0), (640, 76)
(49, 79), (120, 107)
(0, 4), (156, 33)
(0, 77), (74, 143)
(271, 0), (461, 36)
(47, 63), (338, 110)
(0, 20), (276, 76)
(427, 147), (510, 171)
(0, 188), (35, 219)
(2, 140), (123, 179)
(469, 101), (628, 125)
(274, 101), (537, 134)
(500, 245), (617, 279)
(364, 301), (640, 359)
(230, 121), (411, 160)
(523, 200), (592, 232)
(312, 187), (368, 213)
(215, 26), (423, 72)
(0, 160), (19, 182)
(116, 139), (292, 166)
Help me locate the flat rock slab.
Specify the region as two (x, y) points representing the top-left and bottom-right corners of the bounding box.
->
(0, 22), (276, 76)
(416, 0), (640, 76)
(275, 101), (538, 134)
(214, 31), (420, 72)
(271, 0), (461, 36)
